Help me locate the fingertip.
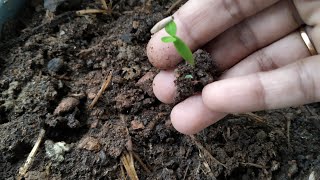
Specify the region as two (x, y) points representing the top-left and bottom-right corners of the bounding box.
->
(202, 84), (214, 109)
(170, 95), (225, 135)
(170, 97), (203, 135)
(202, 82), (226, 112)
(152, 70), (176, 104)
(147, 31), (181, 69)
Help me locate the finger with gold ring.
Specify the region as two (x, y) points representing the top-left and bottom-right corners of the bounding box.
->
(299, 27), (318, 56)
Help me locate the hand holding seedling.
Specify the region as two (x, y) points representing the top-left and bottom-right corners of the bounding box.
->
(147, 0), (320, 135)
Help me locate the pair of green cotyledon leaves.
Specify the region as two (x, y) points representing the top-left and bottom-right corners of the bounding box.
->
(161, 20), (195, 66)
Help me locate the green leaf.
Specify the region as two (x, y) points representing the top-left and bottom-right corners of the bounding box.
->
(184, 74), (193, 79)
(173, 37), (195, 66)
(165, 21), (177, 36)
(161, 36), (176, 43)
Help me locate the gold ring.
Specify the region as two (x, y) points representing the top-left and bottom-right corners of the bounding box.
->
(299, 27), (317, 56)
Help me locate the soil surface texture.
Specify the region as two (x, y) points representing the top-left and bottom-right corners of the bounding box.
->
(0, 1), (320, 179)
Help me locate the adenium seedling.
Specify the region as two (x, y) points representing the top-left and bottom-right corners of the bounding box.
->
(161, 20), (195, 66)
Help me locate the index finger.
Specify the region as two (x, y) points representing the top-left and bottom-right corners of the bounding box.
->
(147, 0), (280, 69)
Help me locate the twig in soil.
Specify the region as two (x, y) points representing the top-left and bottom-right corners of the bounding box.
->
(121, 151), (139, 180)
(195, 163), (201, 175)
(166, 0), (184, 15)
(305, 106), (314, 116)
(53, 74), (72, 81)
(77, 37), (109, 58)
(240, 162), (268, 169)
(227, 127), (231, 139)
(243, 112), (266, 123)
(77, 0), (112, 16)
(287, 116), (291, 148)
(120, 164), (126, 180)
(89, 70), (113, 109)
(142, 112), (166, 137)
(190, 135), (227, 168)
(235, 112), (270, 126)
(17, 129), (46, 179)
(282, 113), (294, 148)
(123, 121), (152, 174)
(132, 152), (152, 173)
(76, 9), (108, 16)
(182, 162), (190, 180)
(305, 105), (317, 116)
(100, 0), (109, 10)
(143, 0), (152, 12)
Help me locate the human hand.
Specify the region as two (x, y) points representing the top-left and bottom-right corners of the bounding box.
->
(147, 0), (320, 135)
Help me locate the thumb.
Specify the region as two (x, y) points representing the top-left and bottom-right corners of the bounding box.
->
(202, 55), (320, 113)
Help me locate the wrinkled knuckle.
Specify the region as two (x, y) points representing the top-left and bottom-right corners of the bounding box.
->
(286, 0), (304, 26)
(223, 0), (246, 21)
(311, 26), (320, 54)
(173, 13), (199, 48)
(237, 21), (259, 52)
(295, 61), (317, 102)
(256, 49), (278, 71)
(202, 86), (212, 108)
(254, 74), (268, 109)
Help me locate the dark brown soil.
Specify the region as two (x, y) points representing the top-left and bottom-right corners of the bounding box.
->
(1, 1), (320, 180)
(174, 49), (220, 103)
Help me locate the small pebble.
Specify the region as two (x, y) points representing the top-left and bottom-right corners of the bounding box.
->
(136, 72), (155, 86)
(47, 58), (64, 74)
(288, 160), (298, 178)
(271, 161), (280, 171)
(59, 30), (66, 36)
(256, 131), (267, 141)
(120, 33), (133, 43)
(131, 120), (145, 130)
(126, 137), (133, 151)
(132, 21), (139, 29)
(98, 150), (107, 165)
(87, 92), (96, 100)
(309, 171), (315, 180)
(77, 136), (101, 152)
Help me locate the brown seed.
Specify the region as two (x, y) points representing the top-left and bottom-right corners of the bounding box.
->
(150, 16), (173, 34)
(53, 97), (79, 115)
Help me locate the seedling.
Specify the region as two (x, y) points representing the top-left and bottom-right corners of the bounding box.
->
(161, 20), (195, 66)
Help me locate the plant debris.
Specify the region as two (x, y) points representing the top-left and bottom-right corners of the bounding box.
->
(17, 129), (46, 180)
(121, 151), (139, 180)
(89, 70), (113, 109)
